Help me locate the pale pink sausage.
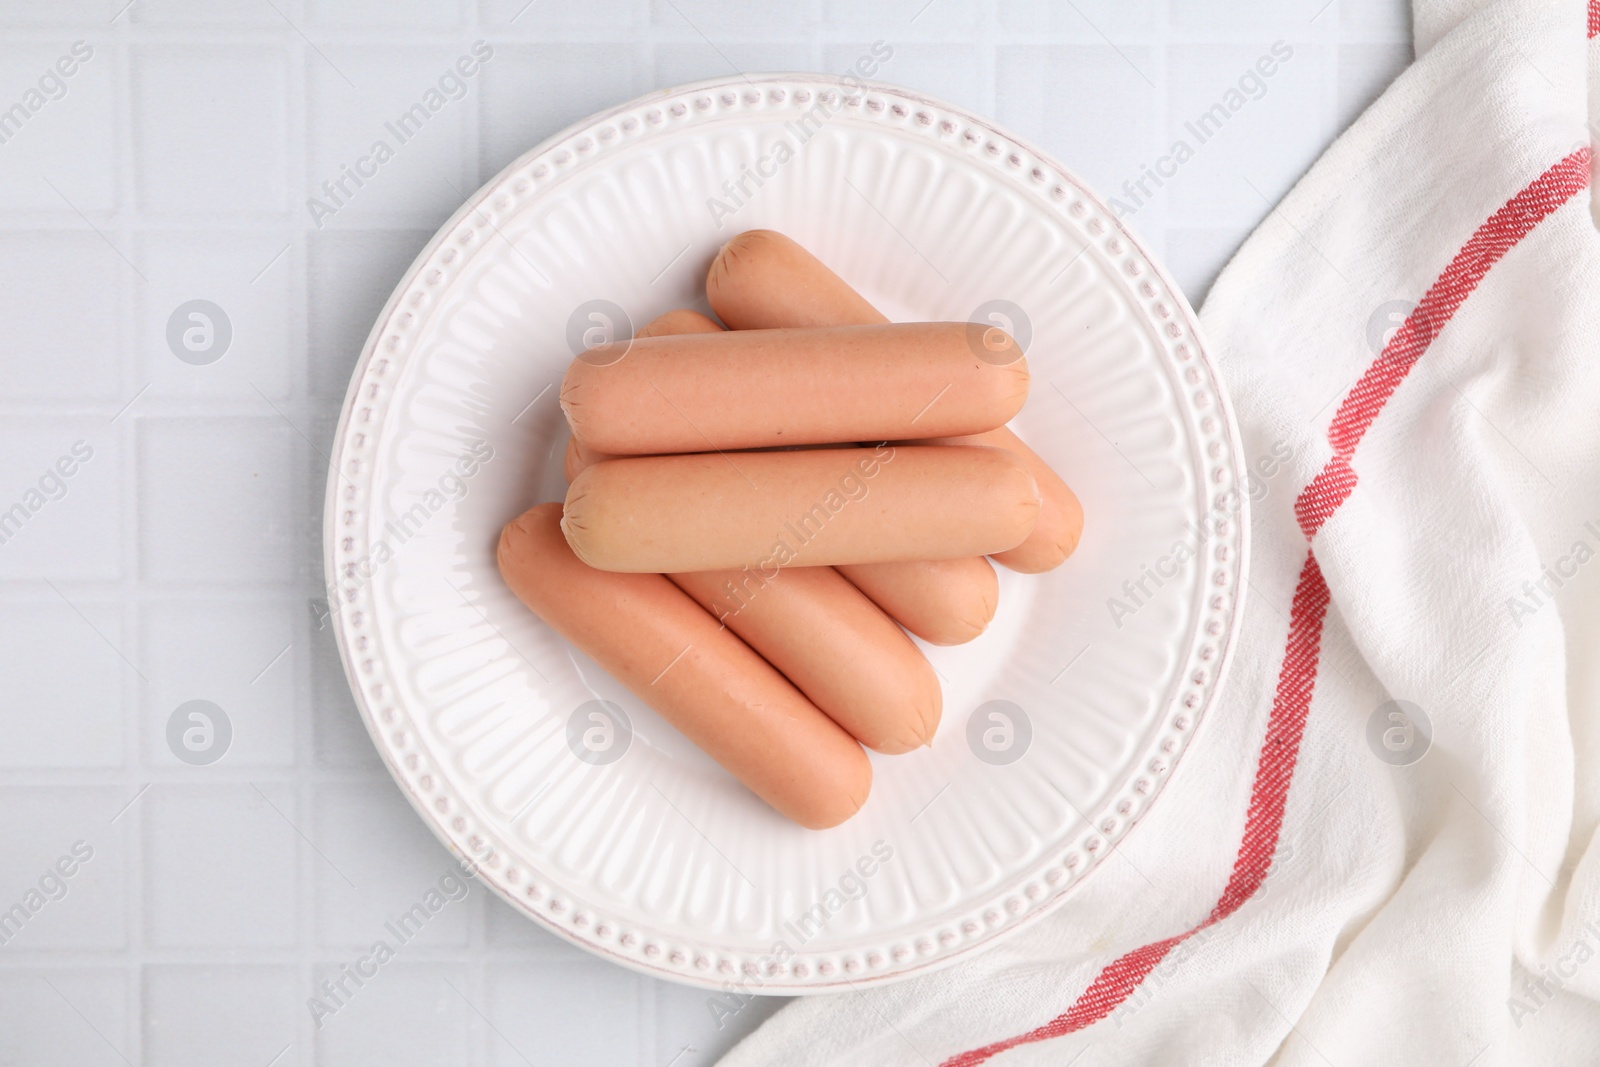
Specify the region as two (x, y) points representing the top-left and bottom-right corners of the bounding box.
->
(670, 566), (942, 753)
(706, 228), (1083, 574)
(907, 428), (1084, 572)
(561, 323), (1028, 455)
(706, 229), (883, 331)
(562, 446), (1040, 573)
(497, 503), (870, 829)
(637, 308), (722, 337)
(835, 559), (999, 647)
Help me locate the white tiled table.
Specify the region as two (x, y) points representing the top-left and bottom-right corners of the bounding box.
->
(0, 1), (1410, 1063)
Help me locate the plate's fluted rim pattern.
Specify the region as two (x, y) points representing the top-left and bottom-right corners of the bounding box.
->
(323, 73), (1250, 992)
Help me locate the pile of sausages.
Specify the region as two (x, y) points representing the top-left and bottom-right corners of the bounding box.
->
(497, 231), (1083, 829)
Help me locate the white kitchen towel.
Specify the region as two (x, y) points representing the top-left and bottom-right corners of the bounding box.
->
(721, 0), (1600, 1063)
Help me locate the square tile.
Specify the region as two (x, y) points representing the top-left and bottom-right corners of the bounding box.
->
(312, 964), (472, 1065)
(479, 0), (642, 31)
(823, 0), (980, 32)
(142, 784), (298, 947)
(1171, 0), (1335, 29)
(131, 46), (289, 214)
(135, 232), (296, 399)
(0, 787), (127, 950)
(141, 598), (299, 768)
(650, 0), (809, 34)
(1165, 42), (1332, 227)
(307, 229), (431, 398)
(0, 233), (122, 400)
(136, 416), (304, 584)
(132, 0), (281, 24)
(0, 42), (117, 212)
(0, 419), (121, 581)
(479, 45), (642, 181)
(143, 965), (301, 1067)
(306, 47), (479, 227)
(0, 0), (125, 22)
(313, 781), (475, 949)
(995, 46), (1163, 212)
(0, 969), (130, 1067)
(997, 0), (1160, 34)
(0, 599), (124, 768)
(484, 962), (645, 1067)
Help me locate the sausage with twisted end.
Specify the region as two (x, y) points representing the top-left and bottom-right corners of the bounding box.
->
(562, 308), (725, 482)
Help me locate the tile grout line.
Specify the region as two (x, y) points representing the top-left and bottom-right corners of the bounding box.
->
(283, 5), (322, 1063)
(111, 7), (147, 1062)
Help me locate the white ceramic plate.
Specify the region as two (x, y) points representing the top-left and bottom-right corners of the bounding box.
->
(324, 74), (1248, 993)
